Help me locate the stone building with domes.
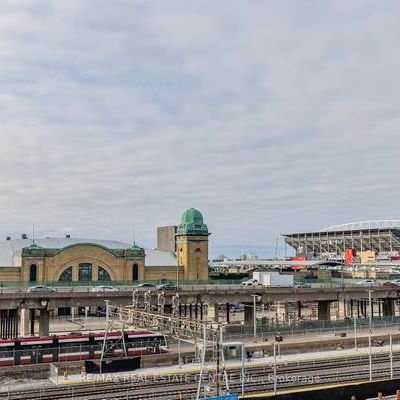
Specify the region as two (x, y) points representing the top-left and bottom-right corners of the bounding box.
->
(0, 208), (210, 285)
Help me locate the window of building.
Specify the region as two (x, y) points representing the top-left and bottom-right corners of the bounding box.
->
(132, 264), (138, 281)
(29, 264), (37, 282)
(98, 266), (111, 281)
(78, 263), (92, 281)
(59, 266), (72, 281)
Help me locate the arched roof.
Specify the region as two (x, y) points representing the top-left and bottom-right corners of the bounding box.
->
(321, 220), (400, 232)
(0, 237), (176, 267)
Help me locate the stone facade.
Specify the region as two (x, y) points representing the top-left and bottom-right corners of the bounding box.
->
(176, 235), (209, 281)
(21, 243), (145, 282)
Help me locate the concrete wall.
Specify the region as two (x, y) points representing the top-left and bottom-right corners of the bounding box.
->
(157, 226), (177, 253)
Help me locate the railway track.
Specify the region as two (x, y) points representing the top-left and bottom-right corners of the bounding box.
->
(3, 351), (399, 399)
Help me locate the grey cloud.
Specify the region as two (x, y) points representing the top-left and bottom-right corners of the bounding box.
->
(0, 1), (399, 257)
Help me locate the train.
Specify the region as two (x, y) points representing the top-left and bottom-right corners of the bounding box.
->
(0, 330), (168, 366)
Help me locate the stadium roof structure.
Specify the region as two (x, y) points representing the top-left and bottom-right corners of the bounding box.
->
(283, 220), (400, 255)
(321, 220), (400, 232)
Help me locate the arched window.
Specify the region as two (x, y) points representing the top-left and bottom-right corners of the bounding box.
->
(78, 263), (92, 281)
(98, 266), (111, 281)
(132, 264), (138, 281)
(59, 266), (72, 281)
(29, 264), (37, 282)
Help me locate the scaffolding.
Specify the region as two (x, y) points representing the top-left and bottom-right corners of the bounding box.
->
(102, 290), (232, 399)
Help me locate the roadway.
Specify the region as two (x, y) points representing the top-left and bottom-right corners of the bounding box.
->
(2, 284), (400, 309)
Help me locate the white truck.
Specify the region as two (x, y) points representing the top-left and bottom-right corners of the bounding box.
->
(252, 271), (294, 287)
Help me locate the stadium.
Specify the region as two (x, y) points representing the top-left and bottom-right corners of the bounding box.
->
(283, 220), (400, 263)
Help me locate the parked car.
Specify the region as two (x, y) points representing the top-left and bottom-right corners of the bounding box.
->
(156, 282), (175, 290)
(90, 285), (119, 292)
(135, 283), (155, 288)
(356, 279), (375, 286)
(241, 279), (260, 286)
(294, 283), (312, 288)
(27, 285), (55, 293)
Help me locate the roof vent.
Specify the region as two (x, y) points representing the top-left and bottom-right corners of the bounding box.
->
(6, 236), (10, 241)
(65, 234), (71, 238)
(21, 234), (27, 239)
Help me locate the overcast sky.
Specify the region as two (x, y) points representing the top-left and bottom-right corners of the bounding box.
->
(1, 1), (399, 256)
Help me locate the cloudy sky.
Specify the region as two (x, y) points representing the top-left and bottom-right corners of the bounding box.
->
(1, 0), (399, 257)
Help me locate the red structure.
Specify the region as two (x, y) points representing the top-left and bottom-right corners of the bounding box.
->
(345, 248), (356, 265)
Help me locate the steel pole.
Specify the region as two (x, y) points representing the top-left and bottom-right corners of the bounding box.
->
(390, 333), (393, 379)
(253, 296), (256, 341)
(241, 343), (245, 397)
(273, 343), (277, 394)
(369, 290), (372, 334)
(354, 315), (357, 350)
(369, 334), (372, 381)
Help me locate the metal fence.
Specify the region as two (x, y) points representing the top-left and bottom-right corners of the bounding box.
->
(223, 317), (400, 341)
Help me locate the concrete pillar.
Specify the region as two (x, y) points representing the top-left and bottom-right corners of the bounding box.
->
(30, 309), (35, 335)
(276, 302), (288, 323)
(383, 299), (394, 317)
(337, 300), (348, 319)
(318, 301), (331, 321)
(297, 301), (302, 319)
(71, 307), (76, 321)
(39, 309), (50, 337)
(244, 305), (254, 324)
(208, 304), (219, 323)
(20, 308), (31, 337)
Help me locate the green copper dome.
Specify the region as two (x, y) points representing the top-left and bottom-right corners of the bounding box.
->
(177, 208), (209, 235)
(27, 241), (43, 250)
